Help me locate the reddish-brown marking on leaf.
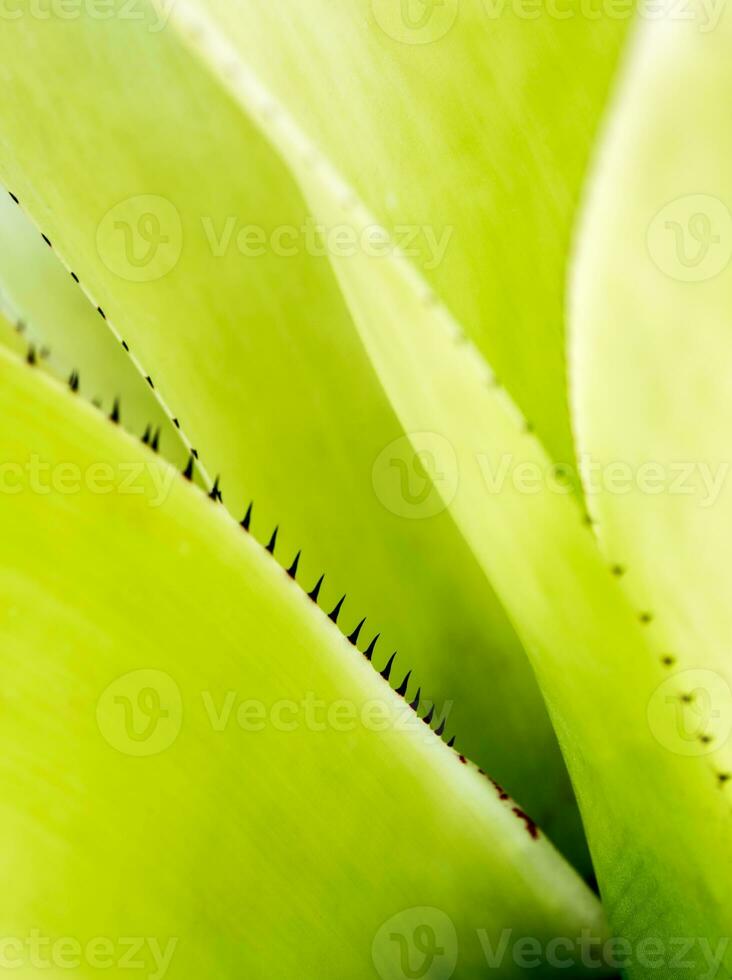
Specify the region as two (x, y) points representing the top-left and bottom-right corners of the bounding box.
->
(512, 807), (539, 840)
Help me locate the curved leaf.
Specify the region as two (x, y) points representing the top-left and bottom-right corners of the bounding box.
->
(0, 4), (586, 864)
(155, 3), (732, 969)
(0, 345), (607, 979)
(0, 191), (188, 465)
(166, 0), (629, 471)
(570, 1), (732, 953)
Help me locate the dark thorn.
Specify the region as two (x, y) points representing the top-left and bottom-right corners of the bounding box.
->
(97, 307), (106, 319)
(265, 526), (278, 554)
(142, 425), (152, 445)
(364, 634), (380, 661)
(68, 370), (79, 393)
(348, 618), (366, 646)
(172, 418), (180, 429)
(26, 344), (36, 366)
(183, 456), (194, 481)
(287, 551), (300, 579)
(209, 477), (223, 503)
(380, 652), (397, 682)
(308, 574), (324, 603)
(447, 736), (456, 748)
(110, 399), (120, 424)
(121, 339), (129, 351)
(241, 502), (253, 531)
(423, 704), (435, 726)
(410, 688), (421, 712)
(151, 428), (160, 453)
(435, 717), (446, 737)
(42, 234), (52, 248)
(329, 595), (346, 624)
(395, 671), (411, 697)
(145, 376), (154, 388)
(70, 272), (79, 283)
(191, 448), (198, 459)
(9, 191), (19, 204)
(92, 398), (102, 409)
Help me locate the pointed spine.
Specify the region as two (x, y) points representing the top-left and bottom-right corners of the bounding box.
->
(209, 476), (223, 502)
(287, 551), (301, 579)
(380, 652), (397, 682)
(395, 671), (411, 697)
(241, 502), (253, 531)
(348, 618), (366, 646)
(308, 574), (324, 603)
(364, 634), (379, 661)
(329, 595), (346, 624)
(183, 456), (195, 481)
(265, 526), (279, 554)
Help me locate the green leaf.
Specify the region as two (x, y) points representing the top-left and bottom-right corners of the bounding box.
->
(570, 2), (732, 953)
(0, 345), (607, 978)
(0, 5), (587, 865)
(148, 2), (732, 969)
(0, 302), (26, 358)
(0, 191), (188, 466)
(164, 0), (629, 472)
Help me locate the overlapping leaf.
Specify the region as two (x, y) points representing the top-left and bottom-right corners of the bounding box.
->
(144, 0), (732, 971)
(0, 346), (607, 979)
(0, 1), (587, 863)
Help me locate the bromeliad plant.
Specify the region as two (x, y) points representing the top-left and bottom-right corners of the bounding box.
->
(0, 1), (729, 977)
